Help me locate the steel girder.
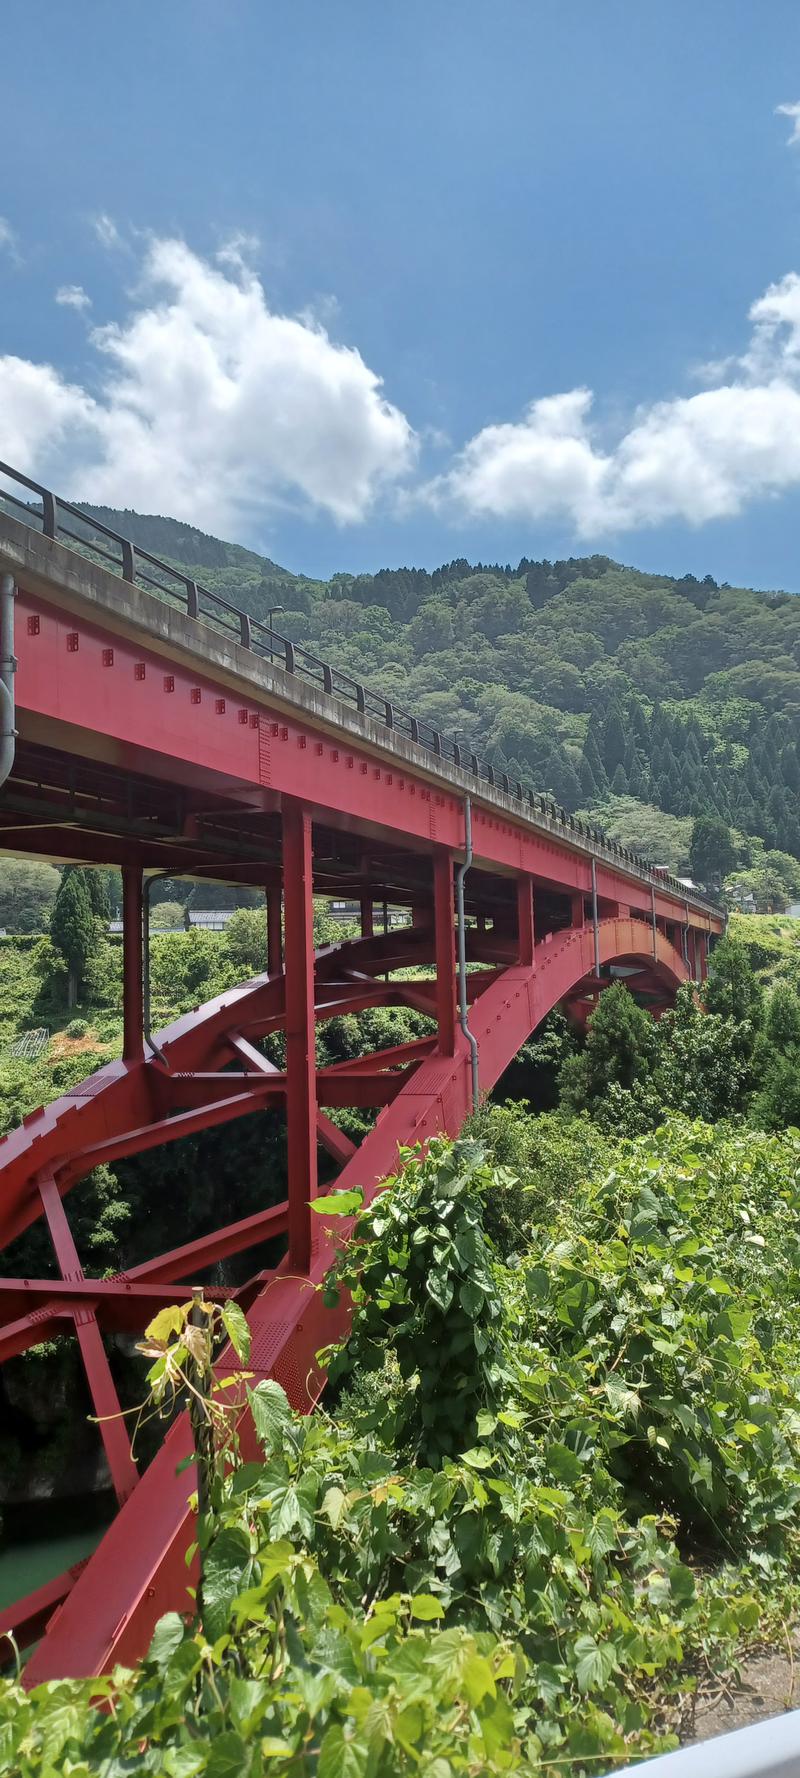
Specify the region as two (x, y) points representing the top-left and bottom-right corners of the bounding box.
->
(0, 905), (688, 1676)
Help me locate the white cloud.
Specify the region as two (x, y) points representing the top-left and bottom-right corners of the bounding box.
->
(0, 236), (416, 530)
(0, 218), (20, 264)
(11, 227), (800, 544)
(426, 270), (800, 535)
(92, 213), (123, 250)
(0, 356), (96, 471)
(216, 232), (261, 271)
(427, 390), (610, 530)
(55, 284), (91, 311)
(777, 101), (800, 146)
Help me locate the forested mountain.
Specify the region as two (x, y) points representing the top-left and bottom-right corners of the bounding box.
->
(82, 506), (800, 888)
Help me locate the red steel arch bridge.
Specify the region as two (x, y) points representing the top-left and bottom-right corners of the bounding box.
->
(0, 463), (723, 1679)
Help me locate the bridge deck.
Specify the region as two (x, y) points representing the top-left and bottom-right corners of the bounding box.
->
(0, 466), (722, 1679)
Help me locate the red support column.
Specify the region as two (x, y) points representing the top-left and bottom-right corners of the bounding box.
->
(122, 866), (144, 1064)
(434, 853), (456, 1056)
(38, 1172), (138, 1505)
(282, 800), (317, 1272)
(570, 891), (584, 931)
(360, 895), (374, 938)
(518, 877), (535, 966)
(267, 885), (283, 976)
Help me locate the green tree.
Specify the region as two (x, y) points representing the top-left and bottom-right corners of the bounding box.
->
(703, 935), (763, 1031)
(781, 742), (800, 793)
(150, 900), (186, 930)
(750, 1050), (800, 1130)
(579, 753), (599, 802)
(764, 982), (800, 1050)
(0, 857), (60, 933)
(225, 906), (268, 976)
(583, 729), (609, 792)
(650, 985), (752, 1123)
(689, 816), (737, 889)
(546, 747), (582, 810)
(85, 869), (113, 919)
(50, 869), (97, 1007)
(559, 983), (655, 1112)
(749, 981), (800, 1131)
(610, 762), (628, 795)
(601, 702), (627, 776)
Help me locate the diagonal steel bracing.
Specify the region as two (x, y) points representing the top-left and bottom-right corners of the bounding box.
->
(0, 858), (697, 1679)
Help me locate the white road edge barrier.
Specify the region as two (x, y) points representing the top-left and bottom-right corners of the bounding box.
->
(609, 1710), (800, 1777)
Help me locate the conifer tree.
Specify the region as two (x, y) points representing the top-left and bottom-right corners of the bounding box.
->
(50, 868), (97, 1008)
(602, 704), (627, 777)
(547, 749), (582, 810)
(650, 700), (666, 745)
(685, 733), (703, 772)
(626, 693), (650, 752)
(623, 732), (639, 779)
(85, 869), (111, 919)
(704, 935), (763, 1030)
(764, 982), (800, 1051)
(558, 982), (655, 1110)
(579, 754), (599, 802)
(689, 816), (736, 888)
(610, 762), (628, 796)
(781, 743), (800, 793)
(583, 730), (608, 791)
(657, 772), (675, 812)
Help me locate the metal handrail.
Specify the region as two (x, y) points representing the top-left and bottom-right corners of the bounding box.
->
(0, 457), (720, 916)
(609, 1707), (800, 1776)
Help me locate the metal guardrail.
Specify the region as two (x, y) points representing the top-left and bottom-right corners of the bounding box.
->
(0, 458), (719, 917)
(611, 1708), (800, 1777)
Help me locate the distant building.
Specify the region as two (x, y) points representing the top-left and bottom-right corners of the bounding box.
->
(327, 900), (409, 927)
(650, 867), (698, 891)
(108, 907), (240, 935)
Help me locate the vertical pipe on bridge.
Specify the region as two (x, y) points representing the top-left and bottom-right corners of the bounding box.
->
(266, 885), (283, 976)
(687, 926), (697, 979)
(0, 572), (16, 789)
(282, 800), (317, 1272)
(456, 797), (480, 1112)
(698, 929), (708, 982)
(434, 852), (457, 1056)
(591, 858), (601, 978)
(122, 866), (144, 1064)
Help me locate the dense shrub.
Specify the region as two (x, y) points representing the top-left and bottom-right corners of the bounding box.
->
(6, 1125), (800, 1772)
(465, 1103), (616, 1250)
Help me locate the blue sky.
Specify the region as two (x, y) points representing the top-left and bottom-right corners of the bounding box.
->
(4, 0), (800, 586)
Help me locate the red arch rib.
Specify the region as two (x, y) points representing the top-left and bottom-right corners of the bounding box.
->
(1, 917), (686, 1679)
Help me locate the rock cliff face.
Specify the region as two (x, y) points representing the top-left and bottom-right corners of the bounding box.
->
(1, 1348), (115, 1505)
